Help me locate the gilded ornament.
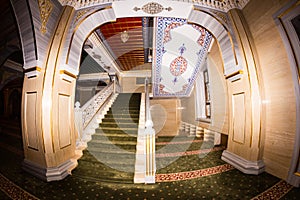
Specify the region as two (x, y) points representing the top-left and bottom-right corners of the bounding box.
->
(38, 0), (53, 34)
(133, 2), (172, 15)
(75, 9), (92, 24)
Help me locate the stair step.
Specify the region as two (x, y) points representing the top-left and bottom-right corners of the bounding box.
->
(107, 109), (140, 113)
(101, 118), (139, 123)
(95, 128), (138, 135)
(92, 133), (137, 142)
(104, 113), (140, 118)
(99, 123), (138, 129)
(77, 93), (141, 184)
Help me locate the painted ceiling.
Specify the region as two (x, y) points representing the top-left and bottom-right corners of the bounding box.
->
(91, 16), (212, 97)
(152, 17), (212, 97)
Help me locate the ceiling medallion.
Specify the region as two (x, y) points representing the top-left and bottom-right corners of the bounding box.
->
(169, 44), (188, 84)
(133, 2), (172, 15)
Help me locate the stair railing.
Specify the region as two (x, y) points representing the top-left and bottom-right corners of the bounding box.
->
(74, 82), (114, 143)
(144, 77), (156, 183)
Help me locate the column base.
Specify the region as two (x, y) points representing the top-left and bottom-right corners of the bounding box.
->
(221, 150), (265, 175)
(22, 159), (78, 182)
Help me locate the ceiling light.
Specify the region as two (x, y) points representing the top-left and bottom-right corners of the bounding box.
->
(121, 30), (129, 43)
(148, 48), (153, 62)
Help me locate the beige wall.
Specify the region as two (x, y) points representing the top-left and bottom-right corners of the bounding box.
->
(202, 43), (229, 134)
(180, 90), (197, 126)
(243, 0), (297, 179)
(120, 76), (145, 93)
(150, 98), (181, 136)
(181, 42), (229, 135)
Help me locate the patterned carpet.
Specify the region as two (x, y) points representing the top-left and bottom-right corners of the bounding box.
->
(1, 118), (300, 199)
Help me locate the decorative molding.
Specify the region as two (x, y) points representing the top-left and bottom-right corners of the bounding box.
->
(60, 70), (77, 81)
(225, 70), (243, 81)
(133, 2), (172, 14)
(59, 64), (78, 82)
(80, 83), (114, 128)
(22, 159), (77, 182)
(74, 8), (92, 24)
(24, 67), (42, 78)
(58, 0), (250, 12)
(78, 72), (110, 81)
(212, 10), (228, 24)
(3, 59), (23, 72)
(221, 150), (265, 175)
(38, 0), (53, 34)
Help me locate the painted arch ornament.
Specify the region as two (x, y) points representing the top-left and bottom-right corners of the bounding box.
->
(153, 17), (212, 97)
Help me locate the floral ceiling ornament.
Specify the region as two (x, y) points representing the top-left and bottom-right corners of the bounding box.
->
(133, 2), (172, 15)
(169, 44), (188, 84)
(38, 0), (53, 34)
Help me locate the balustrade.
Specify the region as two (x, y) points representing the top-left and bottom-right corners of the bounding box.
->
(74, 82), (114, 144)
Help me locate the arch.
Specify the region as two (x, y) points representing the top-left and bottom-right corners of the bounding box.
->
(65, 3), (240, 78)
(65, 7), (116, 72)
(10, 0), (38, 66)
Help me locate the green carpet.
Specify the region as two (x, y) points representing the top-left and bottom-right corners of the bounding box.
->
(1, 108), (300, 199)
(75, 93), (141, 183)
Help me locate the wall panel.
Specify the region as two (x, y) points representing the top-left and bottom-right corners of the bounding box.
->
(58, 94), (71, 149)
(25, 92), (38, 150)
(232, 93), (245, 144)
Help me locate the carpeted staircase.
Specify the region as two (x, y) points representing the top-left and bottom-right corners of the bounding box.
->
(74, 93), (141, 183)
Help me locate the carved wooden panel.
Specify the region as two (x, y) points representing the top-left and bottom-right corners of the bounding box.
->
(58, 94), (71, 149)
(25, 92), (39, 150)
(232, 93), (245, 144)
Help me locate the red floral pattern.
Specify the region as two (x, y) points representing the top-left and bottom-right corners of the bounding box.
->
(156, 164), (234, 182)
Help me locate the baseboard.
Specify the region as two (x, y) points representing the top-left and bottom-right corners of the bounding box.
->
(22, 159), (77, 182)
(221, 150), (265, 175)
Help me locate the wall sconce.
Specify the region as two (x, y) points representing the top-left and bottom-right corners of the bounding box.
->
(121, 30), (129, 43)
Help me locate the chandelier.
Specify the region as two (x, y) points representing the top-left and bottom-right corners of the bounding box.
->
(120, 30), (129, 43)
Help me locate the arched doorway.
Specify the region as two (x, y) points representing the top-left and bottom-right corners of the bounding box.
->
(8, 89), (21, 119)
(13, 0), (299, 184)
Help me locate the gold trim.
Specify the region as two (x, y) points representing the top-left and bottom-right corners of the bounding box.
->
(237, 10), (263, 149)
(295, 172), (300, 176)
(278, 0), (300, 18)
(59, 70), (77, 79)
(225, 70), (243, 79)
(66, 6), (113, 64)
(41, 6), (73, 154)
(38, 0), (53, 34)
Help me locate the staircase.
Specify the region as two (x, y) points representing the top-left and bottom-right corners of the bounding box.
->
(74, 93), (141, 183)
